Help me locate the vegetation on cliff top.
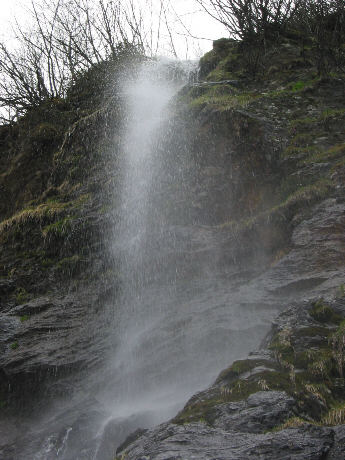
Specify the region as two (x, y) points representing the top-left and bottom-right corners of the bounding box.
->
(197, 0), (345, 78)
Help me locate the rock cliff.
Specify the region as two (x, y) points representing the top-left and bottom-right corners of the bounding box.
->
(0, 36), (345, 459)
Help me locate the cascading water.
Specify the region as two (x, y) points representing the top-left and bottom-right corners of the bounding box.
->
(101, 58), (198, 424)
(15, 58), (278, 460)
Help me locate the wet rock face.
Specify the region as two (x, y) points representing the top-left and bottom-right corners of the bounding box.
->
(328, 426), (345, 460)
(119, 420), (333, 460)
(210, 391), (295, 433)
(166, 107), (280, 227)
(0, 293), (110, 405)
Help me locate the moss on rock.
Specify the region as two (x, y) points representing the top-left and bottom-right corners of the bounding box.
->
(310, 300), (342, 324)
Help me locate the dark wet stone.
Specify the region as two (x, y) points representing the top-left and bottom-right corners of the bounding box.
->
(211, 391), (296, 433)
(327, 425), (345, 459)
(121, 422), (334, 460)
(0, 279), (14, 296)
(116, 428), (148, 455)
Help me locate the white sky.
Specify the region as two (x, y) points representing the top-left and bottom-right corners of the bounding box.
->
(0, 0), (228, 58)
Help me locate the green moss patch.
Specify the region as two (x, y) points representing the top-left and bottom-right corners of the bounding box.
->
(42, 217), (72, 238)
(310, 300), (342, 324)
(199, 39), (239, 80)
(188, 87), (259, 112)
(289, 79), (318, 92)
(0, 194), (90, 241)
(304, 143), (345, 165)
(20, 315), (30, 322)
(320, 108), (345, 123)
(269, 416), (309, 432)
(55, 255), (86, 277)
(216, 358), (275, 383)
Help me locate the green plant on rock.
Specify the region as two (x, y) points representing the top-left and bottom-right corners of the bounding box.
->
(55, 255), (83, 277)
(219, 378), (261, 403)
(0, 194), (90, 238)
(0, 202), (68, 234)
(255, 178), (332, 227)
(10, 341), (19, 350)
(330, 320), (345, 377)
(289, 78), (319, 93)
(189, 87), (258, 112)
(269, 327), (293, 358)
(258, 378), (269, 390)
(281, 179), (332, 208)
(20, 315), (30, 322)
(322, 403), (345, 426)
(321, 108), (345, 123)
(337, 284), (345, 298)
(114, 453), (127, 460)
(8, 268), (16, 279)
(42, 217), (72, 238)
(216, 358), (274, 383)
(289, 132), (314, 147)
(15, 287), (29, 304)
(41, 258), (54, 268)
(308, 356), (332, 379)
(177, 303), (345, 427)
(288, 116), (316, 134)
(231, 359), (257, 375)
(30, 123), (61, 145)
(173, 395), (221, 424)
(292, 81), (306, 91)
(305, 143), (345, 165)
(310, 300), (340, 324)
(304, 383), (328, 405)
(270, 416), (308, 432)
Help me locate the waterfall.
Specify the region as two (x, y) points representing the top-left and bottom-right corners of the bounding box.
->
(25, 58), (275, 460)
(106, 58), (196, 421)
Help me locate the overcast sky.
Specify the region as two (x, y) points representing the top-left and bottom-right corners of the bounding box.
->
(0, 0), (228, 58)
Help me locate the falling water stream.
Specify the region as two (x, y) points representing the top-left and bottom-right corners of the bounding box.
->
(88, 59), (273, 457)
(16, 58), (278, 459)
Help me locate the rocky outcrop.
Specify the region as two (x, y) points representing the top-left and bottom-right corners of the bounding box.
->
(0, 37), (345, 459)
(118, 421), (334, 459)
(117, 295), (345, 459)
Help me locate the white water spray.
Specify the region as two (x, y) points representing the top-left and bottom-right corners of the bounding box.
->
(108, 59), (192, 420)
(99, 59), (271, 435)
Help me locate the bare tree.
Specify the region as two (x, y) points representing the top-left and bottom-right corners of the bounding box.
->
(0, 0), (150, 121)
(0, 0), (207, 121)
(294, 0), (345, 74)
(194, 0), (345, 76)
(195, 0), (302, 42)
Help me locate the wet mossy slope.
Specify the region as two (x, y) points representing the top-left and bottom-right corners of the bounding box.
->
(0, 63), (123, 408)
